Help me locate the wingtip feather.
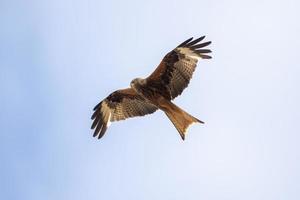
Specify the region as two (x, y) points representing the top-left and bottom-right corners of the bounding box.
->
(98, 124), (108, 139)
(186, 36), (206, 46)
(177, 37), (193, 47)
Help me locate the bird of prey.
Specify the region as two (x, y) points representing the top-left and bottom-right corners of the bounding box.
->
(91, 36), (212, 140)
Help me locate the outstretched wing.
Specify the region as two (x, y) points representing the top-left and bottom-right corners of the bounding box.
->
(91, 88), (158, 139)
(147, 36), (212, 100)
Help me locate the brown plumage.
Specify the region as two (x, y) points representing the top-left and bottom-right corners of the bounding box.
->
(91, 36), (212, 140)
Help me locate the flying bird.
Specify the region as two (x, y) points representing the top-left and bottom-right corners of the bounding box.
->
(91, 36), (212, 140)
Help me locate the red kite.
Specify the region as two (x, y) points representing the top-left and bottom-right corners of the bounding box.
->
(91, 36), (212, 140)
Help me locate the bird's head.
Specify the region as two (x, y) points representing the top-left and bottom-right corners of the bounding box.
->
(130, 78), (146, 90)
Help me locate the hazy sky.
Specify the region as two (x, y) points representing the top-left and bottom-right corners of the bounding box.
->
(1, 0), (300, 199)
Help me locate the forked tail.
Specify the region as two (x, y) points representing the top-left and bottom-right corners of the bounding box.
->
(162, 101), (204, 140)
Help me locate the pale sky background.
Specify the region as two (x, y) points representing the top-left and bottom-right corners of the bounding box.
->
(1, 0), (300, 199)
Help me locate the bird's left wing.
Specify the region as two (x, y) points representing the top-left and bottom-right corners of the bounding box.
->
(91, 88), (157, 139)
(146, 36), (212, 100)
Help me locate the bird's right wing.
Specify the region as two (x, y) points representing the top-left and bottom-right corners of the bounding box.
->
(146, 36), (212, 100)
(91, 88), (158, 139)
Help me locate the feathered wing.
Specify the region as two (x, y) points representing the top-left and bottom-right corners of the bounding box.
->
(91, 88), (158, 139)
(146, 36), (212, 100)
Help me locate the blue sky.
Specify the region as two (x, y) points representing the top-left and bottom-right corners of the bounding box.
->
(1, 0), (300, 199)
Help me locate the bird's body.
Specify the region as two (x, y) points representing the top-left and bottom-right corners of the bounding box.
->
(91, 36), (212, 140)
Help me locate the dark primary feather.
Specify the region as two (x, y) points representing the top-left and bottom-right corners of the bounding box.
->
(185, 36), (205, 46)
(191, 41), (212, 49)
(147, 36), (212, 99)
(91, 88), (158, 139)
(177, 37), (193, 47)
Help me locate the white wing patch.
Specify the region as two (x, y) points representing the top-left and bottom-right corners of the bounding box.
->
(101, 101), (112, 125)
(107, 112), (112, 127)
(177, 47), (201, 60)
